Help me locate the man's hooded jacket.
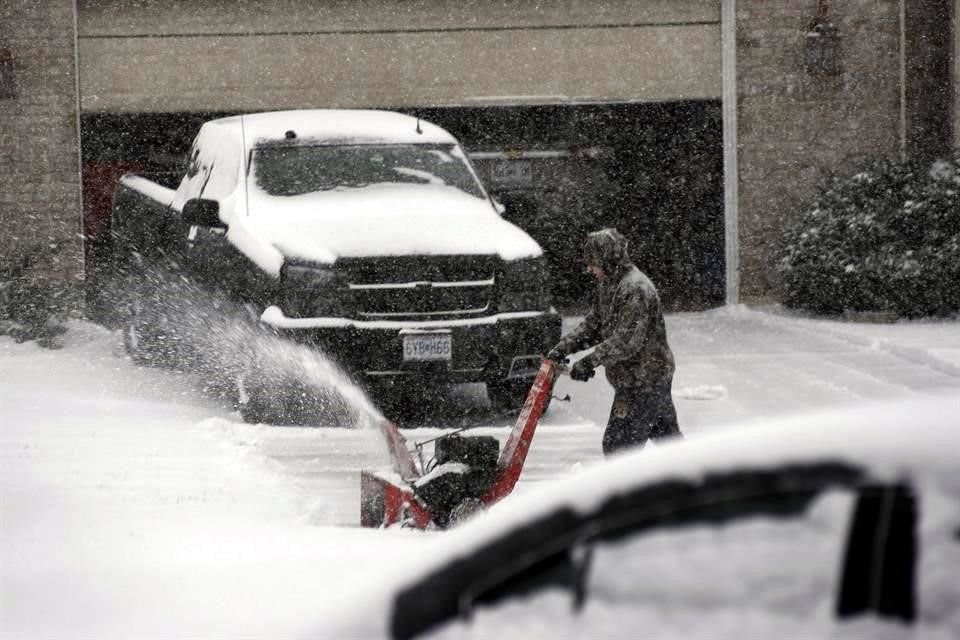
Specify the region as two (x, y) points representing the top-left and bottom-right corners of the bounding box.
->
(557, 228), (675, 389)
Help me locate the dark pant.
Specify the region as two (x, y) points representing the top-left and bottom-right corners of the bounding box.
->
(602, 383), (681, 456)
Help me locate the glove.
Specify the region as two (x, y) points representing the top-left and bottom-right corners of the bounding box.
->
(570, 358), (596, 382)
(546, 345), (567, 364)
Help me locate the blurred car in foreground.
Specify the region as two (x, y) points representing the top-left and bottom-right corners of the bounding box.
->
(314, 394), (960, 640)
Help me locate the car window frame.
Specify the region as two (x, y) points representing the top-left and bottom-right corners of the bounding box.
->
(390, 461), (866, 640)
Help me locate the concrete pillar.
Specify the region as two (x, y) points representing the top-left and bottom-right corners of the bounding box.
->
(955, 0), (960, 147)
(0, 0), (84, 308)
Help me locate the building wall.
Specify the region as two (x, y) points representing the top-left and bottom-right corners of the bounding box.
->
(1, 1), (955, 310)
(956, 0), (960, 146)
(734, 0), (903, 301)
(75, 0), (721, 112)
(905, 0), (954, 162)
(0, 0), (84, 288)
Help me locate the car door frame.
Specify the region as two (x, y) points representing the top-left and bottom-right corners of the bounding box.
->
(389, 461), (925, 640)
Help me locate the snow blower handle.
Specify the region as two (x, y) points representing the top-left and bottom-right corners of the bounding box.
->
(543, 355), (572, 402)
(545, 353), (570, 374)
(544, 351), (591, 380)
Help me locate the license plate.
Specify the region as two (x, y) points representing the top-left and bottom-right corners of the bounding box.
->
(402, 333), (452, 362)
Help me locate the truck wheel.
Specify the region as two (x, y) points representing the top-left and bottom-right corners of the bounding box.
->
(236, 368), (298, 425)
(367, 380), (444, 426)
(122, 293), (167, 367)
(236, 370), (348, 427)
(487, 378), (541, 413)
(237, 374), (281, 424)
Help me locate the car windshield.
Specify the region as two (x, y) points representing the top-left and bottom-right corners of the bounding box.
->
(251, 143), (485, 199)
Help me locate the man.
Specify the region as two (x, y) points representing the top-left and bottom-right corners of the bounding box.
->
(548, 228), (681, 456)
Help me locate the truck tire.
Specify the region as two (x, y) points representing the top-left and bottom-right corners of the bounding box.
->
(366, 380), (445, 426)
(236, 368), (350, 427)
(121, 275), (191, 369)
(236, 373), (287, 425)
(122, 289), (169, 367)
(487, 377), (540, 413)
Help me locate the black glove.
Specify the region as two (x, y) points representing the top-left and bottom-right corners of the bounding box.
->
(546, 345), (567, 364)
(570, 358), (596, 382)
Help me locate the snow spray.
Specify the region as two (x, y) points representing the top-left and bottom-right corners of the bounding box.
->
(212, 317), (385, 429)
(119, 263), (386, 430)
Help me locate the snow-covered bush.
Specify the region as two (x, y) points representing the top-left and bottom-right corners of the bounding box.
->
(0, 243), (72, 348)
(778, 150), (960, 318)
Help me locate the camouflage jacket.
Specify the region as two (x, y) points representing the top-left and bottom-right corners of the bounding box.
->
(558, 261), (675, 390)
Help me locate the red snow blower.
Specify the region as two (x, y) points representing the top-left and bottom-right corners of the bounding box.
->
(360, 357), (565, 529)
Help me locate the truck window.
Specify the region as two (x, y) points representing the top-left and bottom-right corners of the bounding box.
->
(173, 137), (215, 207)
(201, 141), (241, 201)
(250, 143), (485, 200)
(185, 143), (201, 178)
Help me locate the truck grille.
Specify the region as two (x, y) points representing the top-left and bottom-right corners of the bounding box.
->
(338, 256), (497, 319)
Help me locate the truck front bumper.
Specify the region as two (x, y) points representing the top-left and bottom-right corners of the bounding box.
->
(259, 306), (562, 384)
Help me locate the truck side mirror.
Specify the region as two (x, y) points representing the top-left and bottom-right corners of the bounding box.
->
(182, 198), (224, 228)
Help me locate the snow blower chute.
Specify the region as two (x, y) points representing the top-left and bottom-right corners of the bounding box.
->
(360, 358), (563, 529)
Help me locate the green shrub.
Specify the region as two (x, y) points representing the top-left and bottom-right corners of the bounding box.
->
(778, 150), (960, 318)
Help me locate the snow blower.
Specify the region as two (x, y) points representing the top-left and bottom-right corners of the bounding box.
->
(360, 357), (565, 529)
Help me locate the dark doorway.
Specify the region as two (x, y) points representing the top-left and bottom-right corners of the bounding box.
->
(407, 101), (726, 311)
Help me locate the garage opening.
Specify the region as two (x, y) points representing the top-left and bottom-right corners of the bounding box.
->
(81, 100), (723, 314)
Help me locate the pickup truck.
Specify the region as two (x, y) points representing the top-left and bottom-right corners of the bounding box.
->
(95, 109), (561, 423)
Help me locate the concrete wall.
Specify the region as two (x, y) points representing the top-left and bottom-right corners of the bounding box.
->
(956, 0), (960, 146)
(76, 0), (721, 112)
(734, 0), (903, 301)
(0, 0), (84, 288)
(905, 0), (954, 162)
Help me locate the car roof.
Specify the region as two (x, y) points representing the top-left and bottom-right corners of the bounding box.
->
(206, 109), (458, 148)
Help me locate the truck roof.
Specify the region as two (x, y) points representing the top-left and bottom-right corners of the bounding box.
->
(207, 109), (458, 147)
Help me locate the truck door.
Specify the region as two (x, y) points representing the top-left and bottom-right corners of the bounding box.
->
(187, 148), (242, 291)
(172, 130), (244, 294)
(165, 137), (211, 275)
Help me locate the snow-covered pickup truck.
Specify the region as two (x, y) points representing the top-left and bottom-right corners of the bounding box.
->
(100, 109), (561, 422)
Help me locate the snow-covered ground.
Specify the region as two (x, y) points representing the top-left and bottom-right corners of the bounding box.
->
(2, 305), (960, 638)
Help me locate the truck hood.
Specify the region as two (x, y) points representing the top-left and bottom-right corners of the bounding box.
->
(241, 184), (542, 264)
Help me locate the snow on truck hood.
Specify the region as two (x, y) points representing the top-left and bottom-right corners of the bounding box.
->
(239, 183), (542, 266)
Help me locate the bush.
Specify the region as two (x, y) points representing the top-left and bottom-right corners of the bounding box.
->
(0, 243), (73, 348)
(778, 150), (960, 318)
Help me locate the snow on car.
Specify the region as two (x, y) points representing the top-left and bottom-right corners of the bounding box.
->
(310, 393), (960, 640)
(4, 309), (960, 639)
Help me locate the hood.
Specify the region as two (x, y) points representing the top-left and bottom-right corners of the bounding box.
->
(583, 227), (631, 276)
(241, 184), (543, 263)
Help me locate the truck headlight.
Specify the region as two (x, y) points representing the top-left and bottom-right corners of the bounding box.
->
(280, 263), (344, 318)
(497, 257), (551, 312)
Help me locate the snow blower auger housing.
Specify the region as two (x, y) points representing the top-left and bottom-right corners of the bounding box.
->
(361, 358), (562, 529)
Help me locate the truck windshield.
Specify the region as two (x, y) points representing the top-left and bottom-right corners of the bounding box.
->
(251, 143), (486, 199)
